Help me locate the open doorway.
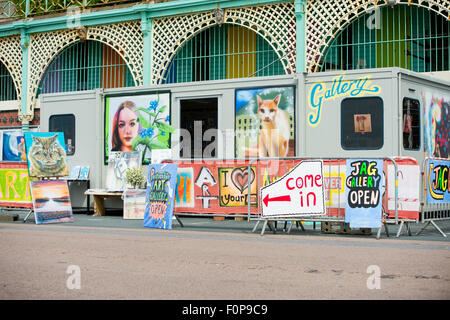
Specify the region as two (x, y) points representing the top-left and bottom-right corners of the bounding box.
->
(180, 97), (218, 158)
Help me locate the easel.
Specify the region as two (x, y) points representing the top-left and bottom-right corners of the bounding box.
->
(173, 214), (184, 228)
(23, 208), (34, 223)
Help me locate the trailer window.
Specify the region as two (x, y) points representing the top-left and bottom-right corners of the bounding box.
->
(402, 98), (420, 150)
(341, 97), (383, 150)
(49, 114), (75, 155)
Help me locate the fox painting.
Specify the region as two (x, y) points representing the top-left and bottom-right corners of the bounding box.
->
(245, 94), (291, 157)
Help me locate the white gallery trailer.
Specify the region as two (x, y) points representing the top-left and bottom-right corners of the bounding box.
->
(39, 67), (450, 210)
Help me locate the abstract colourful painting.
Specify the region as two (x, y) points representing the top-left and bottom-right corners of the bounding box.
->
(422, 90), (450, 158)
(143, 163), (178, 229)
(30, 179), (74, 224)
(24, 132), (69, 178)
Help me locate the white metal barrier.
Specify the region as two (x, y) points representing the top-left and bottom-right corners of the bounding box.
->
(246, 157), (422, 238)
(417, 157), (450, 238)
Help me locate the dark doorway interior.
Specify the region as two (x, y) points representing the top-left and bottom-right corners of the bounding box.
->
(180, 97), (218, 158)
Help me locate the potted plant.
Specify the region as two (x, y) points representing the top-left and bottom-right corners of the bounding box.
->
(125, 166), (145, 189)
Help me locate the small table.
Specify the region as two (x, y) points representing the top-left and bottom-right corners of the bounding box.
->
(84, 189), (123, 216)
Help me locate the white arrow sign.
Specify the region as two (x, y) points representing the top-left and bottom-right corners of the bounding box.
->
(261, 160), (325, 218)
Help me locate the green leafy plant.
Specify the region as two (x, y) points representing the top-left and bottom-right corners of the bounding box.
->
(131, 95), (175, 161)
(125, 166), (145, 189)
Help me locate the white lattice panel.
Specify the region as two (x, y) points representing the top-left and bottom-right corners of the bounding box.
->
(87, 21), (143, 85)
(27, 21), (143, 115)
(306, 0), (450, 72)
(28, 29), (79, 111)
(0, 36), (22, 100)
(151, 2), (296, 84)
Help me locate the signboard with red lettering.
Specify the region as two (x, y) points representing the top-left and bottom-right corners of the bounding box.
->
(260, 160), (325, 218)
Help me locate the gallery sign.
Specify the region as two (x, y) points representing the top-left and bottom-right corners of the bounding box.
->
(260, 160), (325, 218)
(308, 74), (380, 127)
(344, 159), (383, 228)
(426, 158), (450, 204)
(143, 163), (178, 229)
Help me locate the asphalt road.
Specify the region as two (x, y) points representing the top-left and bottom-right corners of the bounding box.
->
(0, 212), (449, 301)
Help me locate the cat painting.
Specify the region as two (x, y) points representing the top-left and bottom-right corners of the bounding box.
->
(244, 94), (291, 157)
(27, 134), (69, 177)
(236, 87), (295, 158)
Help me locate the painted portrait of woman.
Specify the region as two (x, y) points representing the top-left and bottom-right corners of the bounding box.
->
(111, 100), (142, 152)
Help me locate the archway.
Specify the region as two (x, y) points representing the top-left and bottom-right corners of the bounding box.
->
(162, 24), (286, 84)
(306, 0), (450, 72)
(319, 5), (449, 72)
(151, 2), (296, 84)
(0, 61), (17, 101)
(37, 40), (135, 97)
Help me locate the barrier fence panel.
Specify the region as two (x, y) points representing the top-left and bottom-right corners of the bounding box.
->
(165, 157), (422, 239)
(168, 158), (259, 218)
(247, 157), (421, 238)
(418, 157), (450, 238)
(385, 157), (421, 237)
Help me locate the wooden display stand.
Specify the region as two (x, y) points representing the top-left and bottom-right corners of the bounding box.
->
(84, 189), (123, 216)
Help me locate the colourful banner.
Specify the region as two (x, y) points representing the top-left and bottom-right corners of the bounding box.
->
(0, 162), (32, 208)
(172, 160), (261, 215)
(426, 159), (450, 204)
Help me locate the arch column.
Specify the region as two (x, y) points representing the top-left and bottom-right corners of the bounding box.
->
(141, 11), (152, 86)
(295, 0), (306, 73)
(19, 28), (32, 132)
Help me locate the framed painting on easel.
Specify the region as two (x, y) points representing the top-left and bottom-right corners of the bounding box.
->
(24, 132), (69, 178)
(30, 179), (74, 225)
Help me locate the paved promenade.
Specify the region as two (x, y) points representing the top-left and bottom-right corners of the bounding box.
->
(1, 210), (449, 301)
